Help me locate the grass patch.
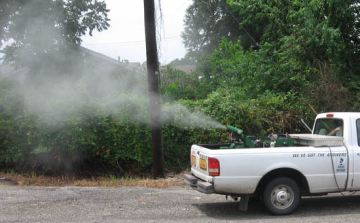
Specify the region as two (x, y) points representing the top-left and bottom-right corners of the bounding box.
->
(0, 171), (187, 188)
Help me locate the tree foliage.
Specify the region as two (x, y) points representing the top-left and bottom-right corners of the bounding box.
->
(182, 0), (261, 59)
(160, 66), (199, 100)
(228, 0), (360, 75)
(0, 0), (110, 66)
(208, 0), (360, 112)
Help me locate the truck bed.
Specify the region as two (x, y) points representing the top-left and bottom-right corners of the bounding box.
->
(198, 134), (344, 150)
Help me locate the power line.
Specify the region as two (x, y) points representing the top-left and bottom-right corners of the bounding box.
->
(82, 36), (181, 47)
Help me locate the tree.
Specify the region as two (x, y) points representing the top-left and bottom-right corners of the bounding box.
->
(210, 0), (360, 112)
(182, 0), (261, 59)
(160, 65), (200, 100)
(228, 0), (295, 44)
(0, 0), (109, 67)
(229, 0), (360, 63)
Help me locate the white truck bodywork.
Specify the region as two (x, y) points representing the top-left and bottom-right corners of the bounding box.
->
(191, 144), (348, 194)
(185, 112), (360, 214)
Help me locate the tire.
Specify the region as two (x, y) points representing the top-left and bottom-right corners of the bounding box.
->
(263, 177), (300, 215)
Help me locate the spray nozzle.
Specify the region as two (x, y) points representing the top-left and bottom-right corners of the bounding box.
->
(225, 125), (243, 135)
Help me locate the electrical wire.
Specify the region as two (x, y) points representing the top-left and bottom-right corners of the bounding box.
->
(328, 146), (341, 191)
(344, 144), (350, 191)
(82, 36), (181, 47)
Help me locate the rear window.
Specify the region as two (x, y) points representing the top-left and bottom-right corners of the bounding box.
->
(313, 118), (343, 136)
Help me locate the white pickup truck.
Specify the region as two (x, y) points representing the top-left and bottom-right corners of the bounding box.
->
(184, 112), (360, 215)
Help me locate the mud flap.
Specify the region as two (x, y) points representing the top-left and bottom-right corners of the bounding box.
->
(239, 195), (249, 211)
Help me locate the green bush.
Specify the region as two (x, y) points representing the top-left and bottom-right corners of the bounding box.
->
(0, 74), (314, 176)
(193, 87), (310, 138)
(0, 78), (222, 175)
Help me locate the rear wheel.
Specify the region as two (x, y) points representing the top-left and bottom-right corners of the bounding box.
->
(263, 177), (300, 215)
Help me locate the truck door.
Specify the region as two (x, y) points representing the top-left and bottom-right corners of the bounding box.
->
(314, 117), (349, 191)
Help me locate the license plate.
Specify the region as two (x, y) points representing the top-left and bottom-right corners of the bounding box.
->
(191, 155), (196, 166)
(200, 158), (207, 170)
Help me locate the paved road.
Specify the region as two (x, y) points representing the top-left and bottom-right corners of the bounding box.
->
(1, 182), (360, 222)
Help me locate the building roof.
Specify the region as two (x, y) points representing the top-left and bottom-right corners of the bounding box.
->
(0, 46), (147, 80)
(172, 65), (197, 74)
(0, 63), (29, 77)
(80, 47), (146, 75)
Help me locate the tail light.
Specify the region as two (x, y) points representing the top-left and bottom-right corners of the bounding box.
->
(208, 157), (220, 176)
(191, 154), (196, 167)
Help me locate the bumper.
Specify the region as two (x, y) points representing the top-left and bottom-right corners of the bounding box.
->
(184, 173), (214, 194)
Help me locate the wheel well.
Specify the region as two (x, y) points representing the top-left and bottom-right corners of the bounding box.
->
(256, 168), (309, 195)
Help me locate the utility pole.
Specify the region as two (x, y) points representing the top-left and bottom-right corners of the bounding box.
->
(143, 0), (165, 178)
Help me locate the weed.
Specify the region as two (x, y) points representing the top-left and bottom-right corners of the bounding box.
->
(109, 174), (118, 183)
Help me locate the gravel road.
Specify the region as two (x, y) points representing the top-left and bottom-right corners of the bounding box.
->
(1, 181), (360, 222)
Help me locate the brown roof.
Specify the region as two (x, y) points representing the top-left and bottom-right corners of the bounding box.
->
(172, 65), (197, 74)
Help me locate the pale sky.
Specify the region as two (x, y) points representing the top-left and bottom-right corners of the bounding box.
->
(81, 0), (192, 65)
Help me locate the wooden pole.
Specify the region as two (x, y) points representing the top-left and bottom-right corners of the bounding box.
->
(305, 101), (318, 115)
(143, 0), (165, 178)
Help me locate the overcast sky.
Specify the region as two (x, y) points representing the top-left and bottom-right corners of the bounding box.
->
(81, 0), (192, 65)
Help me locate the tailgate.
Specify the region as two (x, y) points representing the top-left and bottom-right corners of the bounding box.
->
(190, 145), (214, 182)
